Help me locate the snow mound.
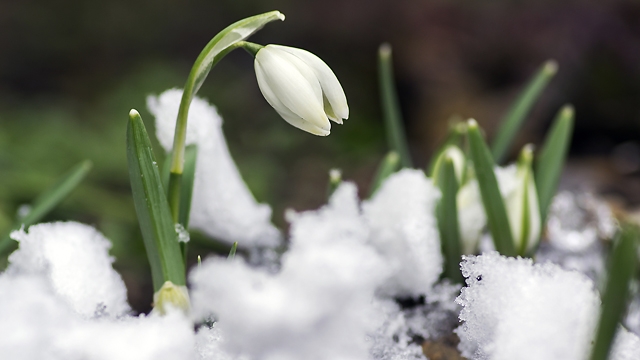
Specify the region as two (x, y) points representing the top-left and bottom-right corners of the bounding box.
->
(190, 183), (389, 360)
(8, 222), (129, 317)
(363, 169), (443, 297)
(148, 89), (280, 247)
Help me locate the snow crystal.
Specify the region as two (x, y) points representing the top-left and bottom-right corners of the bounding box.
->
(363, 169), (443, 297)
(456, 252), (600, 360)
(190, 183), (389, 360)
(175, 223), (191, 243)
(8, 222), (130, 317)
(195, 325), (248, 360)
(148, 89), (280, 247)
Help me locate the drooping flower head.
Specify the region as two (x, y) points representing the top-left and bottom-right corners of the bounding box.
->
(253, 44), (349, 136)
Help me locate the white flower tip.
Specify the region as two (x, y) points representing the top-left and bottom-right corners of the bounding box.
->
(275, 11), (285, 21)
(329, 168), (342, 182)
(153, 281), (190, 315)
(129, 109), (140, 118)
(467, 118), (478, 128)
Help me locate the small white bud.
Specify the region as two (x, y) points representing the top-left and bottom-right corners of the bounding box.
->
(153, 281), (190, 315)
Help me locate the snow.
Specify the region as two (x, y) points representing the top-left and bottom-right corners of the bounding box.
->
(7, 222), (130, 317)
(456, 252), (601, 360)
(363, 169), (443, 297)
(148, 89), (281, 248)
(190, 183), (389, 360)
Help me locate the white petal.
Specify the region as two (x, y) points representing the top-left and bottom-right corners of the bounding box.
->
(525, 174), (541, 252)
(272, 45), (349, 121)
(255, 61), (330, 136)
(255, 47), (329, 131)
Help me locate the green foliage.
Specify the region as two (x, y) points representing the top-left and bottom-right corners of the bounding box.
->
(535, 105), (574, 224)
(126, 110), (185, 291)
(0, 160), (92, 255)
(467, 120), (516, 257)
(590, 225), (639, 360)
(491, 60), (558, 164)
(378, 43), (412, 168)
(435, 156), (464, 284)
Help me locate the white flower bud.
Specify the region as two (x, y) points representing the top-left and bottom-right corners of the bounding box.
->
(504, 144), (541, 254)
(254, 44), (348, 136)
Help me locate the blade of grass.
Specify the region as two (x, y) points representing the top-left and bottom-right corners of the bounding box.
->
(378, 43), (412, 168)
(435, 156), (464, 284)
(590, 224), (639, 360)
(369, 151), (400, 197)
(0, 160), (92, 255)
(467, 119), (516, 256)
(535, 105), (574, 224)
(127, 110), (185, 291)
(491, 60), (558, 164)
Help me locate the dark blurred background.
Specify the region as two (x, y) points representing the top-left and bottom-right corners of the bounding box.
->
(1, 0), (640, 312)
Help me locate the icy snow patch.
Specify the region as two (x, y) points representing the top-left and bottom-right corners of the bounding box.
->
(148, 89), (280, 247)
(190, 183), (389, 360)
(363, 169), (443, 297)
(456, 252), (600, 360)
(8, 222), (130, 317)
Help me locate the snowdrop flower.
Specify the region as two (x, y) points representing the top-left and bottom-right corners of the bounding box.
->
(504, 144), (541, 254)
(252, 44), (349, 136)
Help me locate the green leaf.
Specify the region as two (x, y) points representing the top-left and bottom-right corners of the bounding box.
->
(535, 105), (574, 224)
(0, 160), (92, 255)
(369, 151), (401, 197)
(127, 109), (185, 291)
(467, 120), (516, 256)
(326, 168), (342, 199)
(435, 156), (464, 284)
(378, 43), (412, 168)
(491, 60), (558, 164)
(590, 224), (639, 360)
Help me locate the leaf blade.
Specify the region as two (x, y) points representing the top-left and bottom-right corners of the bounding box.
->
(378, 43), (412, 168)
(491, 60), (558, 163)
(369, 151), (400, 197)
(467, 120), (516, 256)
(435, 157), (464, 284)
(535, 105), (574, 224)
(127, 110), (185, 291)
(0, 160), (92, 255)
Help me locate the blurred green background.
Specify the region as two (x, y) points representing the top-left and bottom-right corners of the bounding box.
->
(2, 0), (640, 312)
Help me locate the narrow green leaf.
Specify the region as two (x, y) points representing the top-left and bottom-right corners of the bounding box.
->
(127, 109), (185, 291)
(467, 119), (516, 256)
(327, 168), (342, 199)
(590, 224), (639, 360)
(0, 160), (92, 255)
(535, 105), (574, 224)
(491, 60), (558, 164)
(369, 151), (401, 197)
(228, 242), (238, 259)
(378, 43), (412, 168)
(435, 157), (464, 284)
